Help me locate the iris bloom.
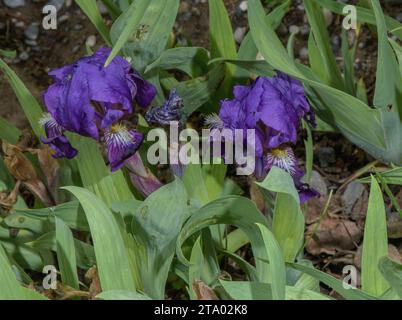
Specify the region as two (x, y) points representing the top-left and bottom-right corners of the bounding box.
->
(41, 47), (156, 172)
(208, 72), (319, 203)
(145, 89), (184, 126)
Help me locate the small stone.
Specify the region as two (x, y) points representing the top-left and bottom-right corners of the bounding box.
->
(318, 147), (335, 168)
(289, 25), (300, 34)
(74, 24), (84, 31)
(19, 51), (29, 61)
(25, 39), (38, 47)
(14, 21), (25, 28)
(331, 35), (340, 51)
(72, 45), (80, 53)
(299, 47), (309, 60)
(342, 181), (365, 214)
(239, 0), (248, 12)
(4, 0), (25, 8)
(323, 8), (333, 27)
(46, 0), (64, 11)
(24, 24), (39, 41)
(396, 13), (402, 23)
(234, 27), (246, 44)
(97, 0), (108, 14)
(300, 24), (310, 36)
(277, 23), (288, 36)
(86, 35), (97, 47)
(309, 171), (328, 198)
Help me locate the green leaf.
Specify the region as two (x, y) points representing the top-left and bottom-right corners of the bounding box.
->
(248, 0), (392, 164)
(257, 167), (304, 262)
(15, 201), (89, 231)
(360, 167), (402, 185)
(288, 263), (377, 300)
(361, 176), (389, 296)
(371, 0), (401, 108)
(162, 64), (225, 116)
(132, 179), (188, 299)
(256, 223), (286, 300)
(55, 217), (79, 289)
(378, 257), (402, 298)
(210, 58), (275, 78)
(107, 0), (151, 66)
(0, 59), (44, 137)
(0, 117), (21, 144)
(76, 0), (112, 46)
(64, 186), (136, 292)
(0, 244), (47, 300)
(316, 0), (402, 40)
(220, 280), (331, 300)
(97, 290), (152, 300)
(111, 0), (179, 72)
(303, 0), (345, 91)
(0, 49), (17, 59)
(235, 0), (290, 81)
(145, 47), (209, 78)
(69, 135), (134, 206)
(177, 196), (270, 283)
(209, 0), (237, 97)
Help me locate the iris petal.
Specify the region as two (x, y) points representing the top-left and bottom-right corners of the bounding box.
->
(104, 126), (144, 172)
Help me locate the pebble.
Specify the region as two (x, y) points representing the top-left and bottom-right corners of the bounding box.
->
(234, 27), (247, 44)
(310, 171), (328, 198)
(46, 0), (64, 11)
(341, 181), (365, 214)
(24, 24), (39, 41)
(25, 39), (38, 47)
(4, 0), (25, 8)
(72, 45), (80, 53)
(86, 35), (97, 47)
(323, 8), (334, 27)
(397, 13), (402, 23)
(239, 1), (248, 12)
(299, 47), (309, 60)
(318, 147), (336, 168)
(331, 34), (340, 51)
(19, 51), (29, 61)
(97, 0), (108, 15)
(300, 24), (310, 36)
(289, 25), (300, 34)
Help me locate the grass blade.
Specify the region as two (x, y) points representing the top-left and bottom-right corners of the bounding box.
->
(361, 176), (389, 296)
(64, 187), (136, 292)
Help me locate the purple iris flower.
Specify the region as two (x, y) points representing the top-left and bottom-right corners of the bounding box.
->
(41, 47), (156, 171)
(145, 89), (184, 126)
(208, 72), (319, 202)
(39, 113), (77, 159)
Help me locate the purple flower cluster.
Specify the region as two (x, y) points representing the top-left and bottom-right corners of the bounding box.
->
(207, 72), (319, 203)
(40, 47), (156, 172)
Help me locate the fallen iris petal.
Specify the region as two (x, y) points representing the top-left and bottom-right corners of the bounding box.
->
(145, 89), (183, 126)
(104, 125), (144, 172)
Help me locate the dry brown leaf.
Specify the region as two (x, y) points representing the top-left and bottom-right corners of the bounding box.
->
(192, 280), (218, 300)
(85, 266), (102, 298)
(306, 217), (362, 255)
(2, 141), (54, 206)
